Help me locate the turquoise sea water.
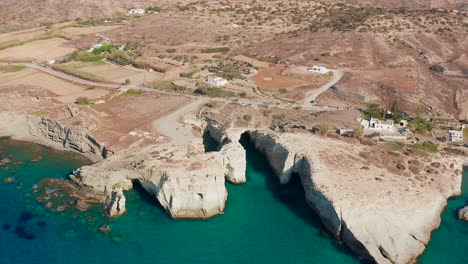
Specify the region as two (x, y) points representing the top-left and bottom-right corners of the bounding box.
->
(0, 136), (466, 264)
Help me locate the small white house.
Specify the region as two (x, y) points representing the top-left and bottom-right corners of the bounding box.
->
(87, 43), (103, 52)
(128, 9), (145, 15)
(449, 125), (465, 142)
(307, 65), (328, 74)
(358, 117), (395, 132)
(205, 76), (228, 86)
(47, 60), (56, 65)
(449, 130), (463, 142)
(399, 120), (408, 127)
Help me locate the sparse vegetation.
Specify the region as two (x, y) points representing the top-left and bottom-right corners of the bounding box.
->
(0, 65), (26, 73)
(123, 89), (144, 96)
(409, 116), (432, 133)
(52, 64), (104, 83)
(411, 142), (438, 153)
(201, 47), (230, 53)
(31, 110), (45, 116)
(75, 96), (92, 105)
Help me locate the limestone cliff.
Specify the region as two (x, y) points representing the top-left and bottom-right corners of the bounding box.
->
(0, 112), (109, 161)
(248, 131), (464, 264)
(70, 142), (228, 219)
(204, 118), (246, 184)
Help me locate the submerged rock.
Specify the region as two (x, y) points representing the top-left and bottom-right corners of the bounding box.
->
(3, 177), (15, 184)
(99, 225), (111, 233)
(458, 206), (468, 221)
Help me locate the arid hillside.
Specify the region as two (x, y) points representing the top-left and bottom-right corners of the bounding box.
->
(0, 0), (160, 32)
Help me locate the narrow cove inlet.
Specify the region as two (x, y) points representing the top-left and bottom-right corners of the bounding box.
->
(0, 137), (466, 264)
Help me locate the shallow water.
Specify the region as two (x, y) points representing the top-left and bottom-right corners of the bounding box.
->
(0, 137), (466, 264)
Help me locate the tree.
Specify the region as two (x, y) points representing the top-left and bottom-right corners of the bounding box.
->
(75, 96), (91, 105)
(391, 101), (399, 116)
(391, 101), (402, 122)
(368, 103), (383, 119)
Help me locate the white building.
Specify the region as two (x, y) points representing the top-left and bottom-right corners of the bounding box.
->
(358, 117), (396, 132)
(47, 60), (56, 65)
(205, 76), (229, 86)
(449, 125), (465, 142)
(307, 65), (328, 74)
(399, 120), (408, 127)
(128, 9), (145, 15)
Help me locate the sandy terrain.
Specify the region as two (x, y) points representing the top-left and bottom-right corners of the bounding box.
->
(80, 62), (162, 85)
(233, 55), (269, 69)
(153, 99), (207, 146)
(0, 38), (75, 61)
(0, 69), (109, 103)
(90, 93), (192, 148)
(0, 27), (46, 43)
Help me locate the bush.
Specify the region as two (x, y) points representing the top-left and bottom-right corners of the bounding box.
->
(243, 114), (252, 122)
(409, 117), (432, 133)
(279, 88), (287, 94)
(123, 89), (144, 96)
(75, 96), (92, 105)
(193, 86), (236, 98)
(166, 48), (177, 53)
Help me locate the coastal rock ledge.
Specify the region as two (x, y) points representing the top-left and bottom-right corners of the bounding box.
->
(247, 131), (464, 264)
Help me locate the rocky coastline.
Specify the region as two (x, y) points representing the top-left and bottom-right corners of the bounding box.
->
(0, 111), (465, 264)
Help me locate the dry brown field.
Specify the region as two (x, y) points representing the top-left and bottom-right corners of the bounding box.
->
(0, 68), (109, 104)
(0, 38), (75, 61)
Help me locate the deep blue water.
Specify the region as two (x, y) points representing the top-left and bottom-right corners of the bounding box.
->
(0, 136), (466, 264)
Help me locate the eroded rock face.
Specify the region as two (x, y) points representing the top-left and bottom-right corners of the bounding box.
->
(458, 206), (468, 221)
(0, 113), (108, 162)
(71, 141), (229, 219)
(247, 131), (464, 264)
(205, 120), (247, 184)
(105, 188), (127, 217)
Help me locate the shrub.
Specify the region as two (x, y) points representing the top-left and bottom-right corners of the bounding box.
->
(123, 89), (144, 96)
(317, 124), (330, 135)
(243, 114), (252, 122)
(124, 79), (131, 85)
(166, 48), (177, 53)
(75, 96), (92, 105)
(279, 88), (287, 94)
(353, 127), (364, 139)
(409, 117), (432, 133)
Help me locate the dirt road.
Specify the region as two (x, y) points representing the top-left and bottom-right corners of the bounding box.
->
(152, 99), (208, 146)
(302, 70), (343, 107)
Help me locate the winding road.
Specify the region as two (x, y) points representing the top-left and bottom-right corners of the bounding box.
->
(0, 62), (344, 111)
(302, 69), (343, 107)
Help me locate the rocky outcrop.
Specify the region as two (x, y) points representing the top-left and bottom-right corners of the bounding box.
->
(71, 142), (228, 219)
(458, 206), (468, 221)
(105, 188), (127, 217)
(204, 119), (246, 184)
(247, 131), (464, 264)
(0, 112), (108, 161)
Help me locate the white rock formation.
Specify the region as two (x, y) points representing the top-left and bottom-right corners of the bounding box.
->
(71, 141), (229, 219)
(248, 131), (464, 264)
